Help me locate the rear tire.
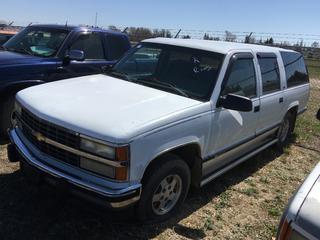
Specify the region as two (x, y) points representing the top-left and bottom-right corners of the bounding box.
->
(0, 95), (15, 140)
(136, 154), (190, 223)
(277, 112), (295, 149)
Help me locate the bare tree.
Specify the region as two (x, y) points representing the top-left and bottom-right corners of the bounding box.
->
(127, 27), (153, 42)
(0, 19), (8, 28)
(225, 31), (237, 42)
(311, 41), (319, 48)
(264, 37), (274, 45)
(153, 29), (172, 38)
(108, 25), (121, 32)
(203, 33), (214, 40)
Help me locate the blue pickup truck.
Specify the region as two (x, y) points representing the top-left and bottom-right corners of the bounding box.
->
(0, 24), (131, 139)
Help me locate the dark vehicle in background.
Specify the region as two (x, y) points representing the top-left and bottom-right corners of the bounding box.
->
(0, 31), (16, 45)
(0, 24), (131, 139)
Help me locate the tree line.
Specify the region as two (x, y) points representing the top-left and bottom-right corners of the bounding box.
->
(108, 25), (320, 48)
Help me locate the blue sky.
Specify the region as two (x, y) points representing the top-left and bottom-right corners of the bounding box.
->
(2, 0), (320, 36)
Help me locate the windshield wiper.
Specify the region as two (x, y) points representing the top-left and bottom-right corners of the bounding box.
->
(106, 70), (130, 80)
(5, 47), (34, 56)
(132, 78), (189, 98)
(16, 47), (34, 56)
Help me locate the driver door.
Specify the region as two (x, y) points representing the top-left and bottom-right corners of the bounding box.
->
(51, 32), (113, 80)
(203, 53), (261, 176)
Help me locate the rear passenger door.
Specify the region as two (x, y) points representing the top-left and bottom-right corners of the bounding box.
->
(256, 53), (285, 134)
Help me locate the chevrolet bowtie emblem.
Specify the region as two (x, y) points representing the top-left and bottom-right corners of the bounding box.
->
(33, 131), (46, 142)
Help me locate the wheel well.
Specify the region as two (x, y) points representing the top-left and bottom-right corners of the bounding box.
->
(288, 106), (298, 116)
(141, 144), (202, 188)
(1, 81), (44, 101)
(287, 106), (298, 132)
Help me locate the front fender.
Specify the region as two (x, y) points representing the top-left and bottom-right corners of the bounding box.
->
(130, 112), (211, 182)
(149, 137), (202, 164)
(134, 136), (203, 182)
(0, 79), (44, 101)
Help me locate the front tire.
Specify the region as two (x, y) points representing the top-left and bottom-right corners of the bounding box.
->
(7, 144), (20, 163)
(136, 154), (191, 223)
(0, 96), (15, 140)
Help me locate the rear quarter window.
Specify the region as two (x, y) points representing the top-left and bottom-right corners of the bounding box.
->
(281, 51), (309, 88)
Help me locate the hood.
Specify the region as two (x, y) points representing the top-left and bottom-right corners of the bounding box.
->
(17, 74), (203, 143)
(0, 50), (42, 65)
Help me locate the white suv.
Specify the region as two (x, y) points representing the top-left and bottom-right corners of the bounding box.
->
(8, 38), (310, 222)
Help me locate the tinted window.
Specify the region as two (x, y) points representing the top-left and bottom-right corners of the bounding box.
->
(281, 52), (309, 87)
(4, 27), (69, 57)
(222, 58), (256, 98)
(71, 33), (104, 60)
(106, 35), (129, 60)
(112, 43), (224, 101)
(258, 57), (281, 94)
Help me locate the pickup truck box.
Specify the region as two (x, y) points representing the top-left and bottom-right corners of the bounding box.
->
(8, 38), (310, 222)
(0, 24), (130, 138)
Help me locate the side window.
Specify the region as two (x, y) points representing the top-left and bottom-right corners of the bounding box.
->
(258, 57), (281, 94)
(70, 33), (105, 60)
(105, 35), (129, 60)
(221, 57), (257, 98)
(281, 51), (309, 88)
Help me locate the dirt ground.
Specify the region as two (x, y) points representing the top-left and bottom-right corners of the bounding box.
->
(0, 79), (319, 240)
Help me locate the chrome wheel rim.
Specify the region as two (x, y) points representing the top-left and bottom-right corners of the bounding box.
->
(151, 174), (182, 215)
(279, 119), (290, 142)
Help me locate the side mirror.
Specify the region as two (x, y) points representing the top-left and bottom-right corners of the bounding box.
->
(220, 94), (253, 112)
(66, 49), (85, 61)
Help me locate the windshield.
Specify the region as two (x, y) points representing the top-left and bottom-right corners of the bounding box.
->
(3, 27), (70, 57)
(109, 43), (224, 101)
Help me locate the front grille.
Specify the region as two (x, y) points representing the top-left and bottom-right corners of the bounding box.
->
(18, 108), (80, 167)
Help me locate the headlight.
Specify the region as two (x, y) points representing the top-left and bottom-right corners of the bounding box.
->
(79, 137), (129, 181)
(12, 100), (22, 127)
(80, 138), (115, 159)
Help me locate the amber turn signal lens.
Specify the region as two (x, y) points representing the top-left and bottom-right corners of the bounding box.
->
(115, 167), (128, 181)
(279, 219), (291, 240)
(116, 146), (129, 161)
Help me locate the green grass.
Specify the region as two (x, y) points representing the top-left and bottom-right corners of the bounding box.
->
(239, 187), (259, 197)
(306, 59), (320, 78)
(215, 191), (231, 209)
(262, 195), (285, 218)
(202, 216), (214, 231)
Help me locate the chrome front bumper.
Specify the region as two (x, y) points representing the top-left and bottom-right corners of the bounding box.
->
(9, 128), (141, 209)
